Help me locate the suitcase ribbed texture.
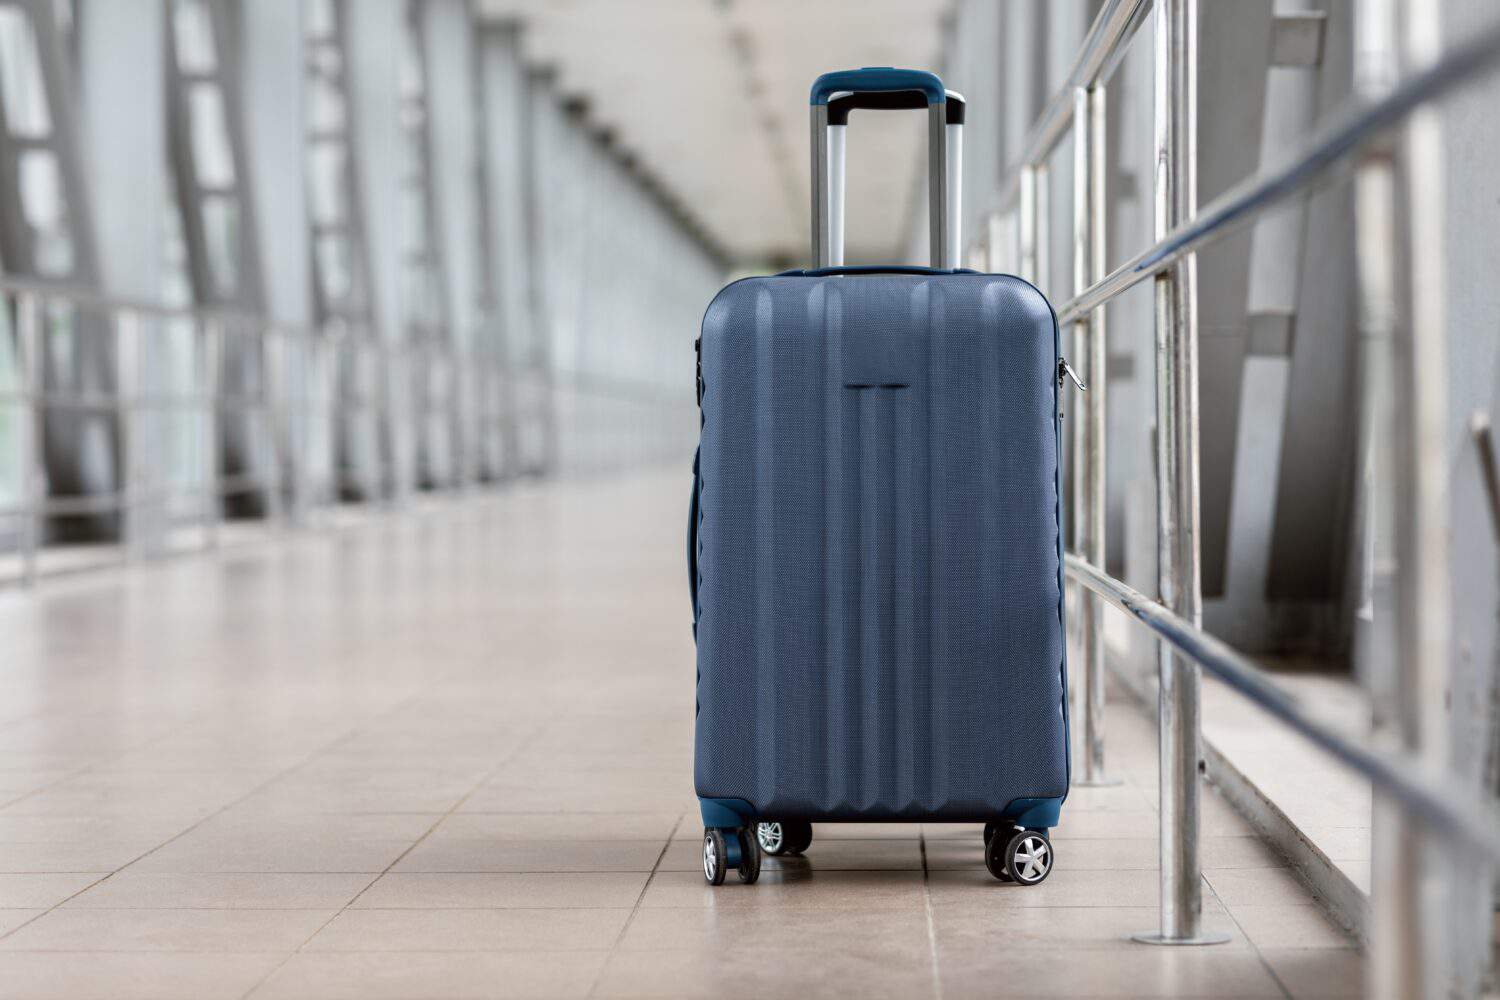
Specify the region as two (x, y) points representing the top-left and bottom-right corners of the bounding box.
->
(694, 272), (1068, 821)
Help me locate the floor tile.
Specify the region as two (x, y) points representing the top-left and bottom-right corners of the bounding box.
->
(0, 951), (282, 999)
(639, 868), (927, 909)
(0, 907), (335, 951)
(0, 471), (1368, 998)
(593, 946), (937, 999)
(0, 873), (107, 909)
(395, 838), (666, 873)
(927, 867), (1164, 908)
(0, 840), (164, 873)
(1260, 947), (1366, 997)
(938, 948), (1286, 997)
(0, 910), (41, 936)
(1228, 903), (1356, 950)
(930, 904), (1248, 952)
(352, 872), (649, 909)
(438, 812), (680, 842)
(305, 907), (630, 951)
(126, 834), (418, 873)
(1204, 867), (1318, 906)
(64, 872), (374, 909)
(248, 949), (609, 999)
(618, 905), (932, 959)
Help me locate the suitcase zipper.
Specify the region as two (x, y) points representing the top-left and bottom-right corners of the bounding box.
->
(1057, 358), (1085, 421)
(1058, 357), (1086, 392)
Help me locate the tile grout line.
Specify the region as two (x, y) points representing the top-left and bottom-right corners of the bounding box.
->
(918, 828), (943, 1000)
(233, 713), (559, 1000)
(1202, 867), (1296, 999)
(0, 719), (386, 947)
(585, 810), (685, 998)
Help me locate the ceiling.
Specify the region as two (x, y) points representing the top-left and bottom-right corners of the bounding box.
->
(476, 0), (953, 265)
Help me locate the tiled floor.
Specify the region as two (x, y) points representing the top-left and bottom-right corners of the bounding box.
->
(0, 470), (1360, 999)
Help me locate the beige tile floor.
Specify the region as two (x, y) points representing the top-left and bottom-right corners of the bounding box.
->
(0, 471), (1360, 999)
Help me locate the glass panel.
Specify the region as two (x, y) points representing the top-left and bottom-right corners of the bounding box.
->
(305, 0), (336, 39)
(17, 149), (60, 230)
(0, 7), (52, 138)
(307, 74), (344, 133)
(308, 144), (346, 226)
(188, 83), (236, 188)
(201, 194), (239, 297)
(315, 234), (351, 303)
(171, 0), (216, 74)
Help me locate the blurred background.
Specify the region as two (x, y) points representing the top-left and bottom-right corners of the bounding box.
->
(0, 0), (1496, 996)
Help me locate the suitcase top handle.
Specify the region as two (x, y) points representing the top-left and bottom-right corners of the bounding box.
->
(809, 67), (946, 106)
(809, 68), (961, 271)
(827, 89), (965, 127)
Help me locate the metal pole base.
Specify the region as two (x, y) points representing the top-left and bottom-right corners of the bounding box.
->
(1073, 776), (1124, 788)
(1129, 932), (1232, 947)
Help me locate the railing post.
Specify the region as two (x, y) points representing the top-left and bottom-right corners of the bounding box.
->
(201, 318), (222, 550)
(261, 325), (286, 531)
(1018, 165), (1039, 284)
(1359, 0), (1453, 994)
(16, 293), (40, 585)
(117, 309), (141, 562)
(1072, 82), (1119, 788)
(1135, 0), (1226, 947)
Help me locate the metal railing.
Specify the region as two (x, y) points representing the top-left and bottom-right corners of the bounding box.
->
(0, 279), (694, 587)
(977, 0), (1500, 986)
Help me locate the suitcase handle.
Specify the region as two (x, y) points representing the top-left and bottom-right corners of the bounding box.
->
(828, 90), (965, 127)
(809, 69), (962, 271)
(809, 67), (946, 106)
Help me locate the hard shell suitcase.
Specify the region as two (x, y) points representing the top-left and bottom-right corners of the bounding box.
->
(689, 69), (1070, 887)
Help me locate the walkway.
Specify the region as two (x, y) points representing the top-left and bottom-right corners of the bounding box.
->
(0, 470), (1359, 998)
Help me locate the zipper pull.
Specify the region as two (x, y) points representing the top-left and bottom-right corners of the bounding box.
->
(1058, 357), (1087, 392)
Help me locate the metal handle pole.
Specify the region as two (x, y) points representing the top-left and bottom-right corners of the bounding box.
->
(1072, 82), (1118, 788)
(1135, 0), (1227, 948)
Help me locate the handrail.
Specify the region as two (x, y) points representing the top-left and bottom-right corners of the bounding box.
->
(1066, 554), (1500, 866)
(1054, 14), (1500, 325)
(983, 0), (1500, 965)
(989, 0), (1152, 217)
(0, 272), (284, 330)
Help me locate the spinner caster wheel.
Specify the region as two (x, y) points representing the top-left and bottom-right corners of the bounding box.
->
(987, 828), (1053, 886)
(757, 820), (813, 856)
(703, 829), (727, 885)
(736, 826), (761, 884)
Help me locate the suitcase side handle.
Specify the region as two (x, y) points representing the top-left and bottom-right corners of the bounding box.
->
(810, 69), (961, 271)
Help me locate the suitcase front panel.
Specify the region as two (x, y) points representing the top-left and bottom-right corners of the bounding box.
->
(693, 272), (1068, 821)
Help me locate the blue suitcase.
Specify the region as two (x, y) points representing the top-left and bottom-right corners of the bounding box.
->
(689, 69), (1070, 887)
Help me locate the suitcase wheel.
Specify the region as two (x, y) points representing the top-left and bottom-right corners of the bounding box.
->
(985, 826), (1053, 886)
(735, 827), (761, 884)
(702, 829), (728, 885)
(756, 820), (813, 856)
(702, 826), (761, 886)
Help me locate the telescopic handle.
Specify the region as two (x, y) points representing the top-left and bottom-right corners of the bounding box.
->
(808, 69), (963, 270)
